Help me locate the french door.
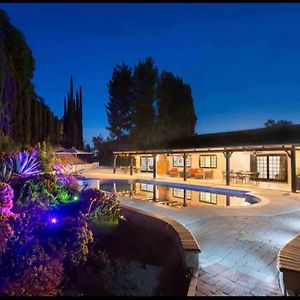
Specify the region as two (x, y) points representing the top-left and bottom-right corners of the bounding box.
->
(140, 156), (154, 172)
(250, 154), (287, 182)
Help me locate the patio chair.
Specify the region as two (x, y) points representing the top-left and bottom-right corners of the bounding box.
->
(195, 168), (205, 179)
(187, 168), (199, 178)
(250, 172), (260, 184)
(204, 170), (214, 179)
(169, 167), (179, 177)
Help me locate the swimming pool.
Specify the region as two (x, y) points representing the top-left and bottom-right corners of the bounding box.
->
(77, 178), (260, 208)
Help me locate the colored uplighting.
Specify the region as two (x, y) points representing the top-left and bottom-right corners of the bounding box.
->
(58, 190), (69, 202)
(51, 218), (57, 224)
(73, 195), (78, 201)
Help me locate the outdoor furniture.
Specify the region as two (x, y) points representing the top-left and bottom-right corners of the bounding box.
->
(277, 232), (300, 296)
(204, 170), (214, 179)
(235, 171), (247, 184)
(120, 166), (129, 173)
(229, 172), (237, 183)
(249, 171), (260, 184)
(169, 167), (179, 177)
(187, 168), (199, 177)
(179, 168), (199, 178)
(195, 168), (205, 179)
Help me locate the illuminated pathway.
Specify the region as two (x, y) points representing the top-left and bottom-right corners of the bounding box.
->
(81, 169), (300, 296)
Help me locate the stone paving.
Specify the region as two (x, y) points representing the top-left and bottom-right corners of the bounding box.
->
(81, 170), (300, 296)
(188, 213), (300, 296)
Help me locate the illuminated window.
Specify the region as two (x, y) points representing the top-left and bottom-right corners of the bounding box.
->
(199, 192), (217, 204)
(199, 155), (217, 168)
(172, 188), (192, 199)
(173, 155), (192, 167)
(140, 156), (154, 172)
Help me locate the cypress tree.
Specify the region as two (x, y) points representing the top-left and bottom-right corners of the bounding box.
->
(78, 86), (83, 149)
(62, 76), (84, 149)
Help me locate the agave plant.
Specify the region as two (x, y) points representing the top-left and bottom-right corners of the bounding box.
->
(10, 150), (41, 177)
(0, 161), (13, 182)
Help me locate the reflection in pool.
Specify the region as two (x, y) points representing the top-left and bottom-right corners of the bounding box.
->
(93, 179), (260, 208)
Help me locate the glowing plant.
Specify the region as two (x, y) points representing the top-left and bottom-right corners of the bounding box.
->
(10, 150), (41, 177)
(0, 161), (13, 183)
(58, 190), (69, 203)
(57, 175), (79, 190)
(0, 182), (14, 214)
(80, 189), (124, 224)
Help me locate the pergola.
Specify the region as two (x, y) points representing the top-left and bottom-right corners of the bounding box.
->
(113, 143), (300, 192)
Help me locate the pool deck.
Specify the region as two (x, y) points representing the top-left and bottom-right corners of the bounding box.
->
(82, 168), (300, 296)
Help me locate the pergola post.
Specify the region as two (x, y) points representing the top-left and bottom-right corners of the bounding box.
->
(130, 155), (133, 176)
(153, 184), (156, 201)
(113, 155), (117, 174)
(291, 145), (297, 193)
(223, 151), (233, 186)
(153, 154), (157, 179)
(183, 153), (187, 181)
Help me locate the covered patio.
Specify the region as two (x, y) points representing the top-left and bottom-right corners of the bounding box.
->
(112, 144), (300, 193)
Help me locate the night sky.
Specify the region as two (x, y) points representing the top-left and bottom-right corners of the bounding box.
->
(2, 3), (300, 146)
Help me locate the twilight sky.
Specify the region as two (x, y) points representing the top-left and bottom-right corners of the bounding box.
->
(2, 3), (300, 146)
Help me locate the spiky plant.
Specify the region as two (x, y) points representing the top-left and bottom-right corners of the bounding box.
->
(10, 150), (41, 177)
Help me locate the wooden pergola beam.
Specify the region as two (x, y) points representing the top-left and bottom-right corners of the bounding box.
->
(113, 144), (299, 156)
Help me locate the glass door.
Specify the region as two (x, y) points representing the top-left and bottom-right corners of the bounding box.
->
(251, 154), (287, 182)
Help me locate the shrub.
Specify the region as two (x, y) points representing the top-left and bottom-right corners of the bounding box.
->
(0, 160), (13, 183)
(57, 174), (79, 191)
(79, 189), (124, 224)
(0, 182), (14, 214)
(36, 141), (54, 173)
(0, 131), (19, 157)
(0, 240), (64, 296)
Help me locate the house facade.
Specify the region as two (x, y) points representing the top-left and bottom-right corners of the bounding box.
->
(112, 125), (300, 192)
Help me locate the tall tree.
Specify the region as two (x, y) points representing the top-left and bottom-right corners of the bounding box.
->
(130, 57), (158, 148)
(156, 71), (197, 146)
(62, 76), (84, 149)
(106, 63), (133, 139)
(78, 86), (83, 149)
(0, 9), (61, 147)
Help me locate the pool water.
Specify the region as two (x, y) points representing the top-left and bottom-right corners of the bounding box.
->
(91, 179), (260, 208)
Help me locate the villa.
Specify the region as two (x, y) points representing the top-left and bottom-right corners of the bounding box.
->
(112, 124), (300, 193)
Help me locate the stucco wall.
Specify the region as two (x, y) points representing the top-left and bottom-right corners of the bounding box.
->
(134, 149), (293, 184)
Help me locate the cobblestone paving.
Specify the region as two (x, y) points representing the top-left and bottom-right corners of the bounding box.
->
(187, 213), (300, 296)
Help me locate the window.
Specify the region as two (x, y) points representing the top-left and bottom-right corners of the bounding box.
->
(199, 155), (217, 168)
(199, 192), (217, 204)
(140, 183), (154, 192)
(140, 156), (154, 172)
(173, 155), (191, 167)
(172, 188), (192, 199)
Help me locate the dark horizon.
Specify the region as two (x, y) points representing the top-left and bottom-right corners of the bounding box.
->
(2, 3), (300, 145)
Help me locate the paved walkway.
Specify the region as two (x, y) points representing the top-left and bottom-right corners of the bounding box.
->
(81, 169), (300, 296)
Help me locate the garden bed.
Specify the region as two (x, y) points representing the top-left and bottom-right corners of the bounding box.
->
(0, 149), (189, 296)
(62, 218), (190, 296)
